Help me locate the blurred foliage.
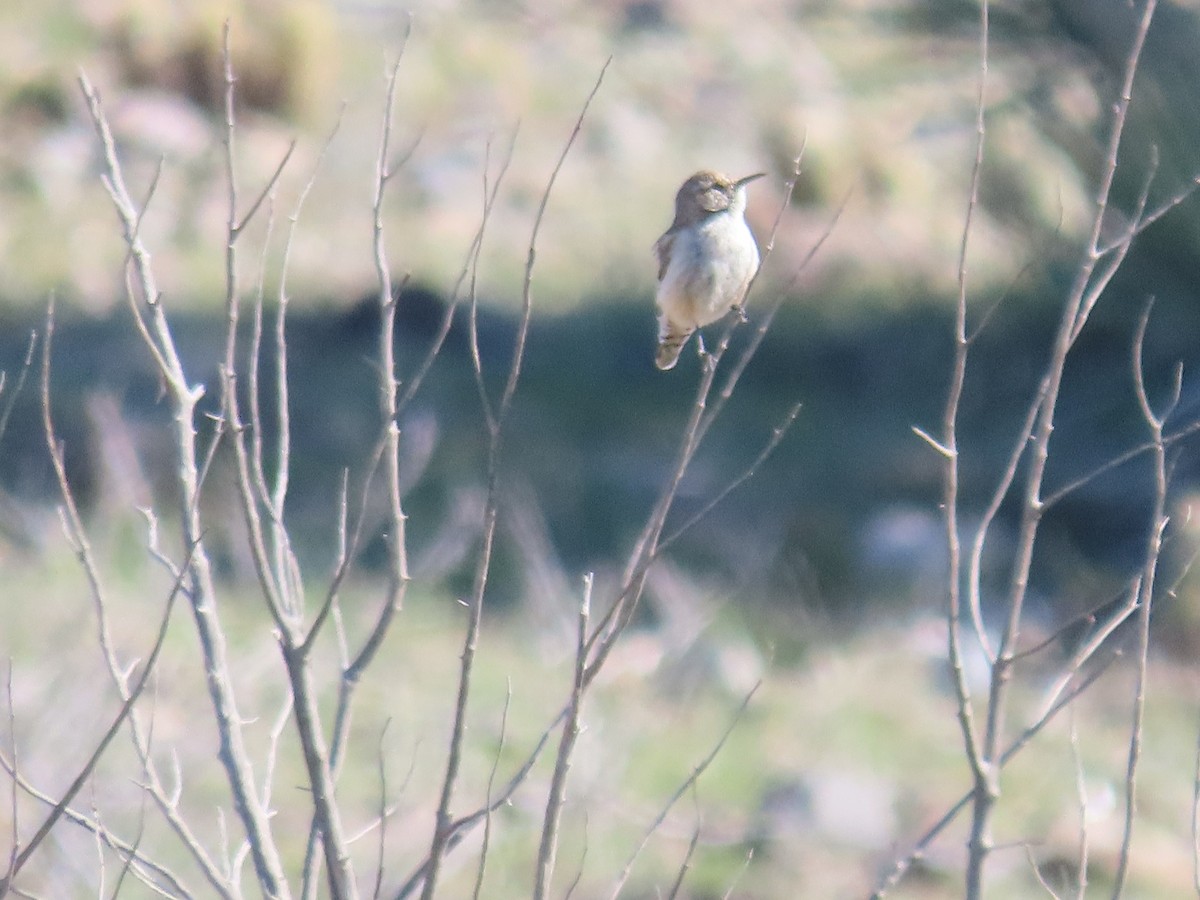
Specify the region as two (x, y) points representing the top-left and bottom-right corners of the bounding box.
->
(0, 2), (1197, 644)
(7, 0), (1200, 312)
(4, 3), (1200, 895)
(3, 546), (1199, 897)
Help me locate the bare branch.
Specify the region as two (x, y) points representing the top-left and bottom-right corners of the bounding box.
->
(79, 60), (290, 900)
(664, 824), (701, 900)
(1069, 709), (1089, 900)
(1041, 417), (1200, 511)
(372, 721), (392, 900)
(398, 127), (517, 418)
(945, 12), (995, 885)
(720, 848), (754, 900)
(533, 575), (593, 900)
(394, 704), (569, 900)
(0, 760), (193, 899)
(419, 60), (609, 900)
(3, 661), (18, 891)
(658, 399), (802, 554)
(1112, 292), (1173, 898)
(471, 683), (512, 900)
(0, 329), (36, 451)
(0, 539), (189, 892)
(608, 681), (760, 900)
(872, 652), (1118, 898)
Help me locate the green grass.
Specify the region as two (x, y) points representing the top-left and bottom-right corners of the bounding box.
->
(4, 538), (1200, 898)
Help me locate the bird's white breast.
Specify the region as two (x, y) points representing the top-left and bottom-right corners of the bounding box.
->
(655, 212), (760, 329)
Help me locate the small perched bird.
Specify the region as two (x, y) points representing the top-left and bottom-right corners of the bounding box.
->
(653, 170), (765, 370)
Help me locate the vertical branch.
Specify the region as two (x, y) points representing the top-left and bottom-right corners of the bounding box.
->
(299, 34), (415, 900)
(665, 827), (701, 900)
(949, 2), (996, 896)
(1193, 702), (1200, 896)
(1111, 300), (1177, 898)
(372, 32), (415, 612)
(77, 71), (290, 900)
(208, 25), (358, 900)
(216, 20), (297, 630)
(1069, 710), (1089, 900)
(248, 98), (344, 627)
(358, 33), (416, 698)
(372, 721), (392, 900)
(3, 662), (17, 890)
(966, 2), (1158, 895)
(470, 684), (512, 900)
(418, 60), (609, 900)
(532, 575), (592, 900)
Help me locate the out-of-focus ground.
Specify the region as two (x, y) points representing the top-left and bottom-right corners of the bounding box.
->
(5, 1), (1200, 896)
(6, 555), (1200, 899)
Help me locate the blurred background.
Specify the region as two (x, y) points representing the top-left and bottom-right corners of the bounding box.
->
(4, 0), (1200, 633)
(5, 1), (1200, 896)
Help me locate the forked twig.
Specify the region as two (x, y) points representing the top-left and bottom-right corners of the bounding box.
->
(417, 57), (610, 900)
(78, 67), (288, 899)
(0, 541), (190, 892)
(872, 651), (1119, 897)
(889, 1), (1166, 894)
(1111, 296), (1176, 897)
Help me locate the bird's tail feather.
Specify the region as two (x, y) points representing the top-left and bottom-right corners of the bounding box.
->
(655, 320), (694, 371)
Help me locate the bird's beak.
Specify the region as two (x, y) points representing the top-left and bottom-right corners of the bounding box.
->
(736, 172), (767, 188)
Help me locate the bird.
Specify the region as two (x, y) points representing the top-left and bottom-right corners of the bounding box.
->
(653, 170), (765, 370)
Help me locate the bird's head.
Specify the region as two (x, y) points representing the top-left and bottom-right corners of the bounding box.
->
(673, 170), (765, 224)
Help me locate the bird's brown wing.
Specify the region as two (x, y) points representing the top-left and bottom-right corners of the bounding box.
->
(653, 229), (676, 282)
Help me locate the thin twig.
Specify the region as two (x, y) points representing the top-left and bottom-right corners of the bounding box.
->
(664, 825), (701, 900)
(533, 575), (593, 900)
(720, 848), (754, 900)
(3, 661), (18, 890)
(608, 681), (761, 900)
(471, 683), (512, 900)
(1111, 294), (1174, 898)
(1069, 708), (1089, 900)
(372, 721), (392, 900)
(393, 705), (570, 899)
(560, 814), (589, 900)
(946, 10), (994, 882)
(0, 329), (36, 451)
(0, 756), (193, 899)
(1025, 842), (1063, 899)
(659, 400), (802, 554)
(398, 127), (517, 418)
(0, 545), (188, 891)
(420, 60), (609, 900)
(78, 68), (288, 899)
(872, 652), (1118, 898)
